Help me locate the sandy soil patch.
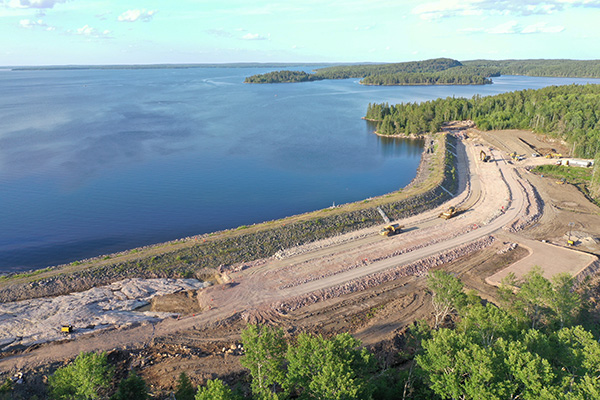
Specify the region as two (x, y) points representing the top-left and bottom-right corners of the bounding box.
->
(485, 234), (598, 286)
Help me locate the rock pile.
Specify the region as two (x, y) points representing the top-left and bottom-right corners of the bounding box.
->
(0, 278), (208, 350)
(272, 236), (496, 314)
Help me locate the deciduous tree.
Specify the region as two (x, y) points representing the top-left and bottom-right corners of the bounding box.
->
(48, 351), (114, 400)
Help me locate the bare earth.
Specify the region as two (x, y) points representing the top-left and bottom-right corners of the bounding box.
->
(3, 127), (600, 396)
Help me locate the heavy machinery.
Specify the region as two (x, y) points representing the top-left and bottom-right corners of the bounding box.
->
(439, 206), (461, 220)
(545, 153), (563, 159)
(479, 150), (491, 162)
(61, 325), (73, 334)
(508, 151), (525, 161)
(380, 223), (404, 236)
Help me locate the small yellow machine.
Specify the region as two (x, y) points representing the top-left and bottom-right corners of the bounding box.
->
(480, 150), (491, 162)
(380, 224), (404, 236)
(439, 206), (460, 220)
(61, 325), (73, 334)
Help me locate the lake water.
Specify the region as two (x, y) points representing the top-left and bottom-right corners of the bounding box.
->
(1, 68), (600, 272)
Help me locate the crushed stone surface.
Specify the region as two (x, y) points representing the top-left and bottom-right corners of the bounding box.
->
(0, 278), (209, 350)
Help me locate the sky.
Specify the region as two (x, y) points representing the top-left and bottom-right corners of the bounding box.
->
(1, 0), (599, 66)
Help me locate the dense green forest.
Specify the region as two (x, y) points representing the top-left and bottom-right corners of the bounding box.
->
(244, 70), (322, 83)
(313, 58), (461, 79)
(361, 71), (492, 86)
(366, 84), (600, 158)
(463, 59), (600, 78)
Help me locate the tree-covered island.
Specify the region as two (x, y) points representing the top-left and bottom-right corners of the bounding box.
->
(245, 58), (600, 86)
(244, 58), (498, 85)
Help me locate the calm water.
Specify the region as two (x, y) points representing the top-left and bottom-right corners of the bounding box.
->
(2, 69), (600, 272)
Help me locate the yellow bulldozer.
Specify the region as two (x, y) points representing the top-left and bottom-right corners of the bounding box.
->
(380, 223), (404, 236)
(439, 206), (461, 220)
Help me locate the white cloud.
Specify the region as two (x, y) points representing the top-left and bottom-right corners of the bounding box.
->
(71, 24), (110, 38)
(117, 9), (157, 22)
(412, 0), (478, 20)
(76, 24), (94, 35)
(19, 17), (55, 30)
(19, 18), (40, 28)
(487, 20), (518, 34)
(521, 22), (565, 33)
(7, 0), (66, 9)
(242, 32), (267, 40)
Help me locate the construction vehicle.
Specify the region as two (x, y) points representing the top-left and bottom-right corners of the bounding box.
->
(509, 152), (525, 161)
(61, 325), (73, 334)
(545, 153), (563, 159)
(439, 206), (460, 220)
(479, 150), (491, 162)
(379, 223), (404, 236)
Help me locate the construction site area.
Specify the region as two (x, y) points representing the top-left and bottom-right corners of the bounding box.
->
(2, 127), (600, 398)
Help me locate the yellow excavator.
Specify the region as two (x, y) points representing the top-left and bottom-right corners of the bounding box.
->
(480, 150), (491, 162)
(380, 223), (404, 236)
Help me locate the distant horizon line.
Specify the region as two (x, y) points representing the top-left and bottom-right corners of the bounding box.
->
(3, 57), (600, 71)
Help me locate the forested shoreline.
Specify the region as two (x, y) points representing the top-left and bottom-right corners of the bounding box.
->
(366, 84), (600, 159)
(244, 58), (600, 85)
(463, 59), (600, 78)
(245, 58), (498, 85)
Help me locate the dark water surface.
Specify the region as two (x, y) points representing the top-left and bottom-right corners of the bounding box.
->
(1, 68), (599, 272)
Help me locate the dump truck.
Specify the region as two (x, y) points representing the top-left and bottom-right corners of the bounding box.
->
(439, 206), (461, 220)
(379, 223), (404, 236)
(480, 150), (491, 162)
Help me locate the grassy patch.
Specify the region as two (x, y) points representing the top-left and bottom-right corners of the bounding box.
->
(0, 267), (52, 282)
(532, 164), (592, 184)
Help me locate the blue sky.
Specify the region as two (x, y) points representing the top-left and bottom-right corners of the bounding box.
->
(1, 0), (599, 66)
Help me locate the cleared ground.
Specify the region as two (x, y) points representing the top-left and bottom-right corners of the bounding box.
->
(486, 234), (598, 286)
